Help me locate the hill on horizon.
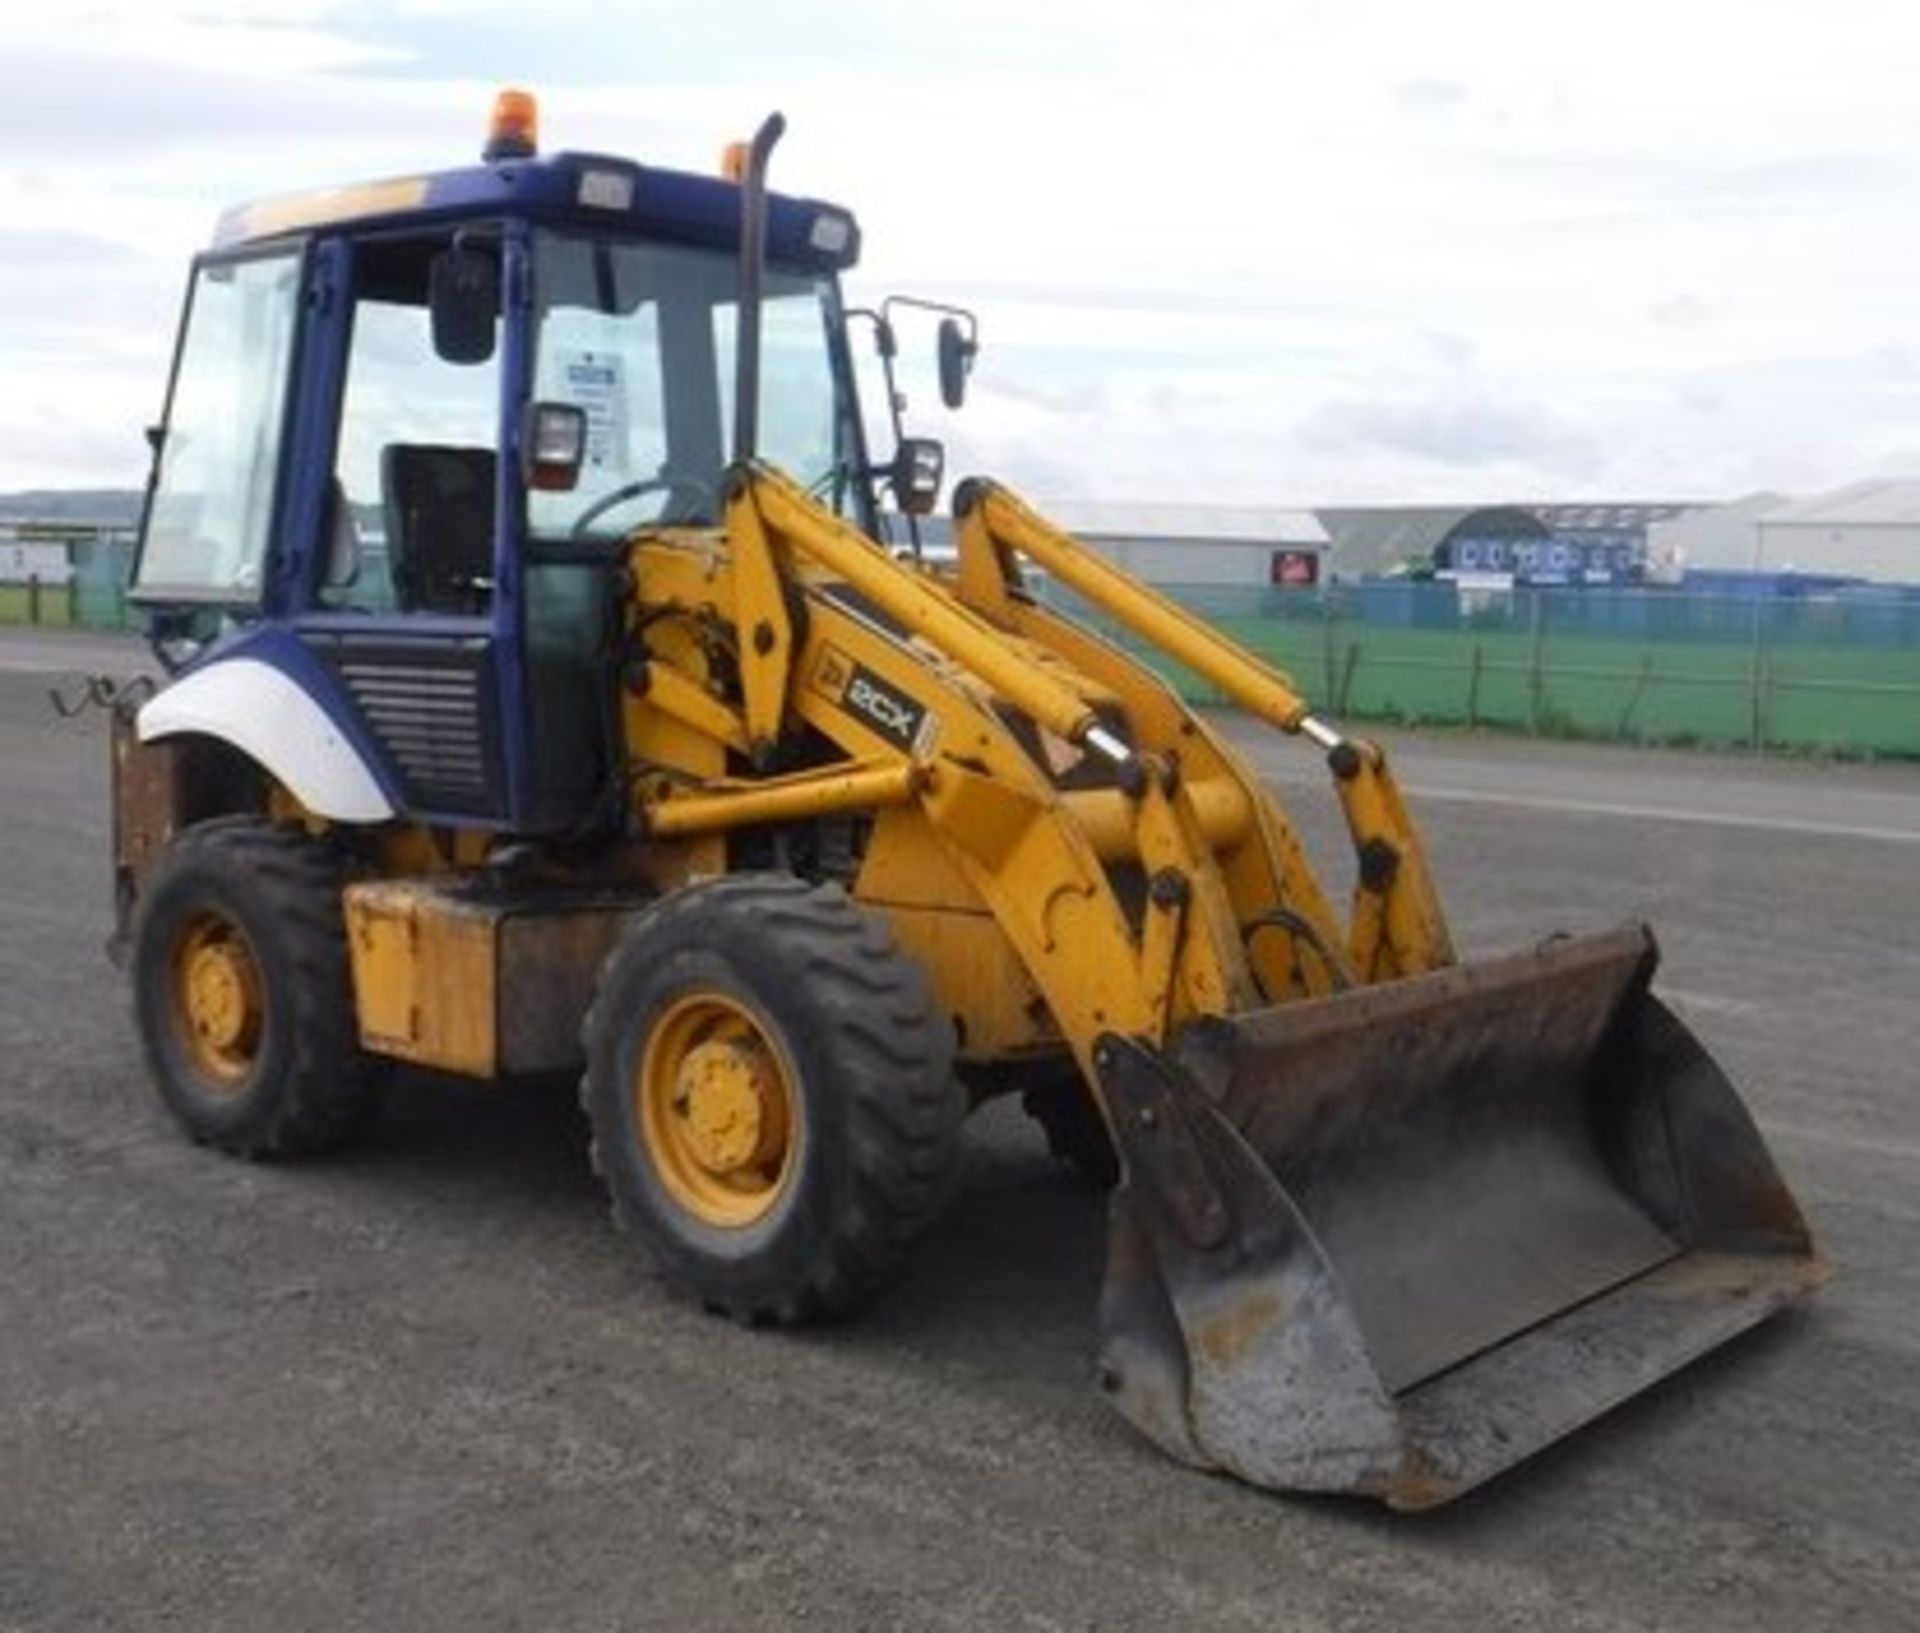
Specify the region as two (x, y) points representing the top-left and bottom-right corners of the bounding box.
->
(0, 490), (142, 527)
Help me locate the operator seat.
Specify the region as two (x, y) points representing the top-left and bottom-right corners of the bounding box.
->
(380, 443), (497, 615)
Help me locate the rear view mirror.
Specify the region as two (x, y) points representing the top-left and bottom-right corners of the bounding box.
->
(430, 245), (499, 365)
(937, 316), (977, 409)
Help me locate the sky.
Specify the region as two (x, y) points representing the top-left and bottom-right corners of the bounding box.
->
(6, 0), (1920, 508)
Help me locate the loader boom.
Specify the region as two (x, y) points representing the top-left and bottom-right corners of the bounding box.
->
(638, 462), (1364, 1057)
(951, 478), (1454, 983)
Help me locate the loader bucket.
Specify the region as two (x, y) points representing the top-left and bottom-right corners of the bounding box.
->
(1092, 923), (1825, 1509)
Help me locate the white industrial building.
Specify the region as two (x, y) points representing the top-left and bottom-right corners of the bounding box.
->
(907, 482), (1920, 589)
(903, 503), (1328, 585)
(1034, 502), (1329, 586)
(1753, 481), (1920, 582)
(1644, 492), (1787, 576)
(1645, 482), (1920, 584)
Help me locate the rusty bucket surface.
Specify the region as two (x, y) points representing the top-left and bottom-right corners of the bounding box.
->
(1093, 923), (1825, 1509)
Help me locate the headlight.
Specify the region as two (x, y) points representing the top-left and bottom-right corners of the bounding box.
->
(808, 210), (854, 257)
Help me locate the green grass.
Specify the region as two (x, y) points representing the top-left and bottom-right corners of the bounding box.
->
(0, 585), (73, 627)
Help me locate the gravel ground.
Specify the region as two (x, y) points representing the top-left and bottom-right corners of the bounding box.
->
(3, 628), (1917, 1631)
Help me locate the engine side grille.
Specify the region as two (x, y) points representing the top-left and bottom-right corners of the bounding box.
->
(301, 631), (505, 820)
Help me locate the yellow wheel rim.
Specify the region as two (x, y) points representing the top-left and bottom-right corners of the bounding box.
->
(636, 991), (798, 1228)
(170, 911), (265, 1089)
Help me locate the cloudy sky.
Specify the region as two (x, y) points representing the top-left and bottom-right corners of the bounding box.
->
(6, 0), (1920, 507)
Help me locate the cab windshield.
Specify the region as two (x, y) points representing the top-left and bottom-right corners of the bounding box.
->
(530, 229), (858, 539)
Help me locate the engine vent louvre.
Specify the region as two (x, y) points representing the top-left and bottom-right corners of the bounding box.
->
(337, 658), (496, 816)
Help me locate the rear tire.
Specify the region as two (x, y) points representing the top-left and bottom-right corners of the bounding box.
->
(131, 818), (377, 1157)
(581, 874), (964, 1322)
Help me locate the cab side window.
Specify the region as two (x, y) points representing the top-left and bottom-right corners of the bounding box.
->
(135, 250), (302, 605)
(321, 235), (501, 613)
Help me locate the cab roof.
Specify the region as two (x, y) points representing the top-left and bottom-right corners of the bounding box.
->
(211, 149), (861, 272)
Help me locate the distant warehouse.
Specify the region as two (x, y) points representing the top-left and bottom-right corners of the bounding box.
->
(908, 504), (1328, 586)
(1037, 502), (1329, 586)
(1315, 506), (1548, 583)
(1317, 503), (1701, 585)
(1649, 481), (1920, 587)
(1754, 481), (1920, 584)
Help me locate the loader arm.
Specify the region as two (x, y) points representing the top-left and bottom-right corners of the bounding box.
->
(636, 463), (1448, 1048)
(625, 479), (1278, 1064)
(951, 477), (1453, 981)
(702, 464), (1433, 1006)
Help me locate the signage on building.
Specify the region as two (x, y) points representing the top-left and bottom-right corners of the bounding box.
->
(1270, 549), (1319, 587)
(0, 541), (72, 585)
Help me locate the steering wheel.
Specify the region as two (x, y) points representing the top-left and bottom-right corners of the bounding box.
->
(568, 473), (717, 540)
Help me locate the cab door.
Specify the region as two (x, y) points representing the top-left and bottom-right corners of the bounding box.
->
(294, 227), (519, 826)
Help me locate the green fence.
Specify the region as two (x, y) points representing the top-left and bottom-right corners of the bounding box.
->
(8, 530), (1918, 758)
(0, 525), (135, 631)
(1047, 580), (1920, 759)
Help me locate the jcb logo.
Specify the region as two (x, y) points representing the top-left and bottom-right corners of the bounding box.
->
(846, 675), (917, 738)
(811, 646), (935, 754)
(839, 662), (930, 753)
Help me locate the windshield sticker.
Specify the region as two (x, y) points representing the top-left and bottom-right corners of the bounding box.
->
(559, 350), (629, 474)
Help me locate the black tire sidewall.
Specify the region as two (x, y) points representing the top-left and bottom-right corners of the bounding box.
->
(590, 923), (865, 1309)
(131, 829), (339, 1149)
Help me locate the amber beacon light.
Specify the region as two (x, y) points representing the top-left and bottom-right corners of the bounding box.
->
(484, 89), (539, 161)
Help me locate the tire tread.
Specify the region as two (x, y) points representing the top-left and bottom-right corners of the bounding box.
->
(580, 874), (963, 1323)
(132, 818), (376, 1158)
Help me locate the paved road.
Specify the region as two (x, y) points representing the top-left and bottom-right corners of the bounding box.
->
(3, 630), (1918, 1631)
(0, 628), (148, 678)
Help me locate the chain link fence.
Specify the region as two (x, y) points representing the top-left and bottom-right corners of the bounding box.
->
(8, 529), (1918, 758)
(0, 523), (136, 630)
(1050, 579), (1920, 759)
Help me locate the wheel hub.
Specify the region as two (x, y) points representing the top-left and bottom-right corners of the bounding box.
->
(174, 921), (263, 1084)
(674, 1039), (784, 1176)
(186, 943), (252, 1049)
(637, 991), (798, 1228)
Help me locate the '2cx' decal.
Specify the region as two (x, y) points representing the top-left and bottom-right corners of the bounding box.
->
(816, 648), (939, 757)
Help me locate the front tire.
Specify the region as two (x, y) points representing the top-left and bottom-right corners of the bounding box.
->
(581, 874), (964, 1322)
(131, 818), (377, 1156)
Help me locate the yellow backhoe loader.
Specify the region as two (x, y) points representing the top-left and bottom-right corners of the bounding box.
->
(111, 95), (1823, 1508)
